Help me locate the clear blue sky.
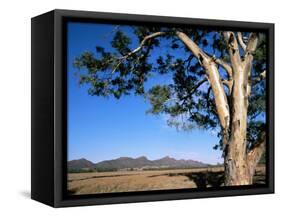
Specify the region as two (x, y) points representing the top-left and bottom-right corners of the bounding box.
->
(67, 22), (223, 164)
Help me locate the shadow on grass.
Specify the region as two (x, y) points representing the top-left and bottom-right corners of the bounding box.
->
(182, 171), (224, 188)
(149, 170), (265, 188)
(67, 168), (266, 195)
(253, 170), (266, 185)
(148, 171), (224, 188)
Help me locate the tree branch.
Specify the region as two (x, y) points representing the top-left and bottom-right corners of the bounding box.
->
(118, 32), (166, 60)
(181, 77), (208, 107)
(176, 31), (209, 61)
(243, 33), (259, 97)
(176, 31), (230, 130)
(222, 79), (233, 92)
(189, 77), (208, 95)
(243, 33), (259, 70)
(237, 32), (247, 52)
(223, 31), (243, 74)
(211, 55), (233, 78)
(111, 32), (166, 74)
(246, 33), (259, 54)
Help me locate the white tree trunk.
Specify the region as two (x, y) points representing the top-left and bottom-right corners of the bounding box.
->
(176, 30), (265, 186)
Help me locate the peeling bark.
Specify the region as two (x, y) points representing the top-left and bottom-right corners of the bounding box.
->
(223, 32), (263, 186)
(247, 131), (266, 184)
(237, 32), (247, 52)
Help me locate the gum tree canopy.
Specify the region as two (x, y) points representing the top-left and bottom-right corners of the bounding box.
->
(74, 25), (266, 186)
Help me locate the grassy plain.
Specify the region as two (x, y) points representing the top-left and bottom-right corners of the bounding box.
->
(68, 166), (266, 195)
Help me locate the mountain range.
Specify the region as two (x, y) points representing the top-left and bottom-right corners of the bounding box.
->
(68, 156), (208, 171)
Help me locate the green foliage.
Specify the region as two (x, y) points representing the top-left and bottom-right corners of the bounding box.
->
(95, 167), (118, 172)
(111, 31), (132, 55)
(68, 168), (96, 173)
(68, 167), (118, 173)
(247, 121), (266, 149)
(146, 85), (171, 114)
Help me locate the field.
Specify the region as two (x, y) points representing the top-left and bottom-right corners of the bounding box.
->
(68, 166), (266, 195)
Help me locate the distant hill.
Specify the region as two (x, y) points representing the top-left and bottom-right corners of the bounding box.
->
(68, 158), (96, 170)
(153, 156), (208, 168)
(68, 156), (208, 172)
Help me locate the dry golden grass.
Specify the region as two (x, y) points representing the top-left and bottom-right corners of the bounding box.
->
(68, 166), (266, 195)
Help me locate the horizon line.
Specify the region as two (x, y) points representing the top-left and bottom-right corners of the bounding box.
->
(68, 155), (220, 165)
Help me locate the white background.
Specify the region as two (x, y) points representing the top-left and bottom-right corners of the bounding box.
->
(0, 0), (279, 216)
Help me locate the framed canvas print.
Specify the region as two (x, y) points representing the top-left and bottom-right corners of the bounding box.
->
(31, 9), (274, 207)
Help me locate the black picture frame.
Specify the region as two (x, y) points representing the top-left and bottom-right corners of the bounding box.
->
(31, 9), (274, 207)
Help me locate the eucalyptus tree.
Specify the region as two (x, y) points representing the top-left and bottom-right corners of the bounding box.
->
(74, 25), (266, 186)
